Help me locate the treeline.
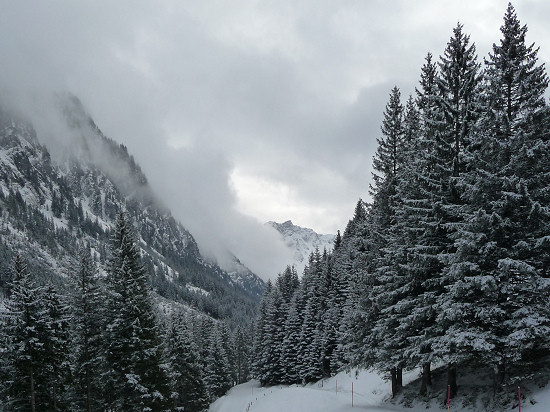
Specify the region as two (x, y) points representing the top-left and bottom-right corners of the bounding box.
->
(0, 212), (252, 411)
(254, 3), (550, 400)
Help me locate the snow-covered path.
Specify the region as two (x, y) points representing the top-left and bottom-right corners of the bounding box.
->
(209, 370), (437, 412)
(209, 368), (550, 412)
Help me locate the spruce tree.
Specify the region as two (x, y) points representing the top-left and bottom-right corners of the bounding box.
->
(103, 212), (171, 411)
(203, 324), (232, 400)
(252, 280), (272, 383)
(281, 289), (304, 384)
(261, 282), (285, 384)
(366, 86), (411, 396)
(39, 285), (72, 411)
(297, 250), (326, 383)
(165, 315), (209, 412)
(371, 86), (404, 231)
(439, 3), (550, 388)
(422, 24), (481, 396)
(0, 256), (46, 411)
(70, 246), (105, 412)
(233, 326), (252, 385)
(337, 200), (374, 369)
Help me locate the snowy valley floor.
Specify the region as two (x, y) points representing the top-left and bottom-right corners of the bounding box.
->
(209, 368), (550, 412)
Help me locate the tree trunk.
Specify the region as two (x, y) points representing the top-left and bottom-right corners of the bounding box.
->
(420, 362), (431, 396)
(493, 362), (505, 395)
(397, 366), (403, 388)
(496, 362), (505, 385)
(390, 368), (399, 398)
(426, 362), (432, 386)
(447, 364), (457, 399)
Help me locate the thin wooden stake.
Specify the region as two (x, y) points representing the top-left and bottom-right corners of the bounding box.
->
(352, 382), (354, 408)
(518, 386), (521, 412)
(447, 384), (450, 411)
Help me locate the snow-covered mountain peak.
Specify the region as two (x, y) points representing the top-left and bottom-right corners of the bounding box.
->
(267, 220), (335, 276)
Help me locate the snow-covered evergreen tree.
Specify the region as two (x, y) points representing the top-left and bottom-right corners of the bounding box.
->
(203, 324), (233, 400)
(438, 3), (550, 389)
(39, 285), (72, 410)
(165, 314), (209, 412)
(70, 246), (105, 411)
(103, 212), (171, 411)
(233, 326), (252, 385)
(252, 280), (272, 382)
(0, 256), (50, 411)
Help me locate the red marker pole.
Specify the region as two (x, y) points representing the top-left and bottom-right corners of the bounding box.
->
(518, 386), (521, 412)
(447, 385), (450, 411)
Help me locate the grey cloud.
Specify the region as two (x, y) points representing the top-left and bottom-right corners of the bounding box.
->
(1, 0), (549, 278)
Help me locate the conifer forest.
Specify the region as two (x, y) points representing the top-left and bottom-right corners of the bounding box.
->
(2, 3), (550, 411)
(253, 2), (550, 405)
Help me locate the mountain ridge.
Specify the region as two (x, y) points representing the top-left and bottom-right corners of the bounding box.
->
(0, 95), (265, 326)
(267, 220), (336, 275)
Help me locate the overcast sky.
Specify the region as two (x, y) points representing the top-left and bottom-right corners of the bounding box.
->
(1, 1), (549, 279)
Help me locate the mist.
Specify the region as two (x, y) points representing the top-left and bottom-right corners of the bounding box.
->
(2, 1), (549, 279)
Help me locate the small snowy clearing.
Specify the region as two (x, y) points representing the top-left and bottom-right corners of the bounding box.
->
(210, 369), (550, 412)
(210, 370), (433, 412)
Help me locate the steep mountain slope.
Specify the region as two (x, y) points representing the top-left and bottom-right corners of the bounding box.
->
(267, 220), (335, 275)
(0, 96), (264, 326)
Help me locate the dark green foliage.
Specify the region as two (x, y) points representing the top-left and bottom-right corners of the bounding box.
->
(253, 252), (351, 386)
(437, 3), (550, 384)
(165, 315), (210, 412)
(254, 6), (550, 405)
(0, 256), (71, 411)
(0, 93), (257, 410)
(203, 324), (233, 400)
(70, 246), (105, 412)
(1, 255), (45, 411)
(233, 326), (252, 385)
(103, 212), (171, 411)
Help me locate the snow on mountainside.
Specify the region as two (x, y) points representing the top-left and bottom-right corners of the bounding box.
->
(267, 220), (335, 275)
(0, 96), (264, 325)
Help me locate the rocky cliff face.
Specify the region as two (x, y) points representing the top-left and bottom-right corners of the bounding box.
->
(0, 96), (264, 326)
(267, 220), (335, 275)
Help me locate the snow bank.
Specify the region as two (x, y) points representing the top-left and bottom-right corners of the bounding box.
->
(210, 369), (550, 412)
(210, 370), (438, 412)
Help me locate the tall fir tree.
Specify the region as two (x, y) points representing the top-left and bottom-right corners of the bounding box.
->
(1, 256), (48, 411)
(203, 324), (233, 400)
(39, 285), (72, 411)
(420, 23), (481, 396)
(165, 314), (209, 412)
(438, 3), (550, 389)
(70, 246), (105, 412)
(252, 280), (272, 383)
(233, 326), (252, 385)
(371, 86), (405, 232)
(366, 86), (411, 396)
(103, 212), (171, 411)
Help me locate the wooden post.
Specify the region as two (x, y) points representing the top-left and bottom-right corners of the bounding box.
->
(447, 385), (450, 411)
(352, 382), (354, 407)
(336, 379), (337, 395)
(518, 386), (521, 412)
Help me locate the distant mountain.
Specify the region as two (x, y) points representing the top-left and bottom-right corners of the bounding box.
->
(0, 95), (264, 327)
(267, 220), (335, 275)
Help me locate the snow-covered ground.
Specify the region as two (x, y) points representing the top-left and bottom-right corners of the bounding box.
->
(210, 369), (550, 412)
